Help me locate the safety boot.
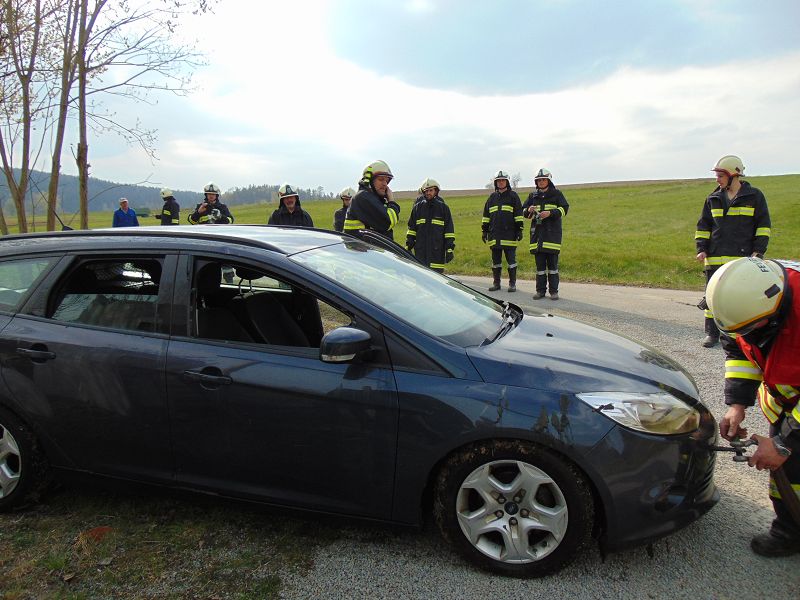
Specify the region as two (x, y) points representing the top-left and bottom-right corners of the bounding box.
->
(702, 335), (719, 348)
(750, 532), (800, 557)
(488, 268), (501, 292)
(532, 292), (545, 299)
(507, 267), (517, 293)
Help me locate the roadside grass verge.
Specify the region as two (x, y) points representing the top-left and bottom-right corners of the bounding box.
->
(0, 486), (341, 599)
(6, 174), (798, 290)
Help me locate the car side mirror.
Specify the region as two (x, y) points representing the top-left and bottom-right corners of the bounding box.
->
(320, 327), (372, 363)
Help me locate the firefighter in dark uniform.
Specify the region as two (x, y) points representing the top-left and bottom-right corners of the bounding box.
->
(268, 184), (314, 227)
(343, 160), (400, 240)
(154, 188), (180, 225)
(523, 168), (569, 300)
(709, 257), (800, 557)
(695, 155), (770, 347)
(333, 187), (355, 232)
(406, 178), (455, 273)
(188, 182), (234, 224)
(481, 170), (523, 292)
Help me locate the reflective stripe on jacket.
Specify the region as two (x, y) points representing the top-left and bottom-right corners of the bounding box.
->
(406, 196), (455, 270)
(522, 186), (569, 255)
(481, 189), (523, 247)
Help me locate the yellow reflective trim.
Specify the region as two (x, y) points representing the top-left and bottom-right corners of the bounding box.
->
(557, 207), (566, 216)
(500, 240), (518, 247)
(343, 219), (365, 230)
(776, 384), (799, 399)
(725, 369), (763, 381)
(758, 385), (781, 423)
(793, 404), (800, 422)
(429, 263), (445, 269)
(756, 227), (771, 237)
(488, 206), (499, 213)
(694, 230), (711, 239)
(543, 204), (558, 210)
(711, 208), (724, 217)
(501, 205), (514, 212)
(415, 218), (426, 225)
(163, 209), (172, 216)
(705, 255), (741, 267)
(481, 217), (490, 223)
(431, 219), (445, 226)
(768, 479), (800, 501)
(388, 208), (398, 229)
(529, 244), (537, 251)
(444, 233), (455, 239)
(407, 230), (416, 237)
(488, 239), (497, 247)
(514, 216), (524, 222)
(542, 242), (561, 250)
(704, 309), (713, 318)
(728, 206), (755, 216)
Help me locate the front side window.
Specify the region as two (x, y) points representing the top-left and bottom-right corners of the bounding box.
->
(291, 242), (502, 346)
(0, 257), (57, 312)
(50, 258), (164, 333)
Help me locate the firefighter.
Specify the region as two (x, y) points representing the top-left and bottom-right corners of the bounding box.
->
(695, 155), (771, 347)
(155, 188), (180, 225)
(709, 257), (800, 557)
(405, 178), (455, 273)
(333, 187), (355, 232)
(523, 168), (569, 300)
(343, 160), (400, 240)
(188, 182), (234, 224)
(481, 170), (523, 292)
(268, 184), (314, 227)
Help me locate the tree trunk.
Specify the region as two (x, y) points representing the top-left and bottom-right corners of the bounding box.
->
(77, 0), (89, 229)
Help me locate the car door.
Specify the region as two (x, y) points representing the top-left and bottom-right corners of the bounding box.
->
(0, 252), (177, 481)
(164, 254), (399, 519)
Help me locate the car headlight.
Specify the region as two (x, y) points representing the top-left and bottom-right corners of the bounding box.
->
(576, 391), (700, 435)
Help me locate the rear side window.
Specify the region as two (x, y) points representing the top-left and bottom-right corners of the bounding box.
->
(49, 258), (164, 333)
(0, 257), (57, 312)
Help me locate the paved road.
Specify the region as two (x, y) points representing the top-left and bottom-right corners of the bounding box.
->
(279, 278), (800, 600)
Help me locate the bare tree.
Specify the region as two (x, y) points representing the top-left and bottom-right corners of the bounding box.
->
(511, 172), (521, 189)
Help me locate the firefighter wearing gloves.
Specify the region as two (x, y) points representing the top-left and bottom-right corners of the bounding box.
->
(189, 182), (234, 225)
(481, 170), (523, 292)
(268, 184), (314, 227)
(155, 188), (180, 226)
(709, 257), (800, 557)
(695, 155), (771, 347)
(344, 160), (400, 240)
(522, 168), (569, 300)
(405, 178), (455, 273)
(333, 187), (355, 232)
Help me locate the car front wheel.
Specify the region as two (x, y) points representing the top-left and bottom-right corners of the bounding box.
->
(0, 406), (47, 511)
(434, 440), (594, 577)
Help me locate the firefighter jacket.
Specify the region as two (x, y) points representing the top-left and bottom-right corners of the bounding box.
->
(723, 261), (800, 453)
(156, 197), (180, 225)
(188, 200), (234, 224)
(522, 186), (569, 254)
(481, 189), (523, 247)
(333, 206), (347, 232)
(343, 182), (400, 240)
(695, 181), (771, 270)
(405, 196), (455, 270)
(268, 197), (314, 227)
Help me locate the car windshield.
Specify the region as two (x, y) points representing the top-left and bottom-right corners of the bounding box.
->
(291, 241), (503, 346)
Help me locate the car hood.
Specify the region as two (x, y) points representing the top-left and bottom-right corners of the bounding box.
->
(466, 312), (699, 400)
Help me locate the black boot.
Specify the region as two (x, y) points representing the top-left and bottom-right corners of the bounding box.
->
(548, 270), (559, 300)
(508, 267), (517, 292)
(534, 272), (547, 299)
(703, 317), (719, 348)
(750, 531), (800, 557)
(488, 267), (501, 292)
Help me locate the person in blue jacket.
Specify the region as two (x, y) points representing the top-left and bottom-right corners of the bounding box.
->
(112, 198), (139, 227)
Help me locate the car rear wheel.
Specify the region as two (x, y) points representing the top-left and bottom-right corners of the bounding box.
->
(434, 440), (594, 577)
(0, 406), (47, 511)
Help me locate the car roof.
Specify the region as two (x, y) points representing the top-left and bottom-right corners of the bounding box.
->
(0, 225), (349, 256)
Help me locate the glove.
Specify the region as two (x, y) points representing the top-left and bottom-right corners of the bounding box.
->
(481, 231), (488, 244)
(516, 230), (523, 241)
(211, 208), (222, 223)
(446, 251), (454, 263)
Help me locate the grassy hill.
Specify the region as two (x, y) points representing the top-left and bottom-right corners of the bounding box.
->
(7, 175), (798, 290)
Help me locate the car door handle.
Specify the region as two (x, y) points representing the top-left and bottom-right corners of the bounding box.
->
(16, 347), (56, 361)
(182, 369), (232, 386)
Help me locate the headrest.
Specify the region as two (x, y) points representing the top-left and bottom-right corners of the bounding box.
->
(235, 267), (262, 281)
(196, 264), (222, 295)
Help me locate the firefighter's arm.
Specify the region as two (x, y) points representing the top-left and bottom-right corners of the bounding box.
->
(444, 205), (455, 257)
(694, 202), (712, 254)
(752, 191), (771, 256)
(720, 335), (759, 440)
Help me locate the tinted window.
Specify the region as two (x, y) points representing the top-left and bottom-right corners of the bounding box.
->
(0, 257), (57, 312)
(50, 258), (164, 333)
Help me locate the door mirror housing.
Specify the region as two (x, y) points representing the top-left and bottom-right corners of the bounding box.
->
(320, 327), (372, 363)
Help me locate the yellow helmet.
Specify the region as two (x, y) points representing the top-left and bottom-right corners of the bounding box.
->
(706, 257), (785, 334)
(419, 177), (440, 193)
(712, 155), (745, 178)
(362, 160), (393, 183)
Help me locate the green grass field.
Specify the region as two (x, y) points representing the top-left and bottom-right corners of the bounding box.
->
(9, 175), (798, 290)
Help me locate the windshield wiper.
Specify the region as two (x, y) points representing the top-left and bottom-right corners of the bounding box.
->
(482, 302), (522, 345)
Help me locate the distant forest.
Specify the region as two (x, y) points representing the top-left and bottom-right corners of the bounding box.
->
(0, 169), (337, 219)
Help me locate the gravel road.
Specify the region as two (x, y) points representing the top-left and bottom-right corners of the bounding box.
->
(278, 277), (800, 600)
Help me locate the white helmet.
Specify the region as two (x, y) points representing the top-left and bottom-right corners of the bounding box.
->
(712, 155), (745, 178)
(204, 182), (221, 195)
(493, 170), (510, 184)
(535, 168), (553, 182)
(160, 188), (173, 199)
(706, 257), (785, 335)
(420, 177), (440, 193)
(279, 184), (299, 198)
(339, 187), (355, 199)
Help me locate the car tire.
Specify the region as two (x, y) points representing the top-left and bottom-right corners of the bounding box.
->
(0, 406), (48, 512)
(434, 440), (594, 577)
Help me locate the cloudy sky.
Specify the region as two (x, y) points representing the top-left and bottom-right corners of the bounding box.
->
(85, 0), (800, 195)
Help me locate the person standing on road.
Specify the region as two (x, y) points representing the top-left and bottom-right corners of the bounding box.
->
(268, 184), (314, 227)
(112, 198), (139, 227)
(188, 182), (234, 225)
(155, 188), (180, 226)
(343, 160), (400, 240)
(709, 257), (800, 557)
(523, 168), (569, 300)
(405, 178), (455, 273)
(333, 187), (355, 232)
(481, 170), (523, 292)
(695, 155), (771, 347)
